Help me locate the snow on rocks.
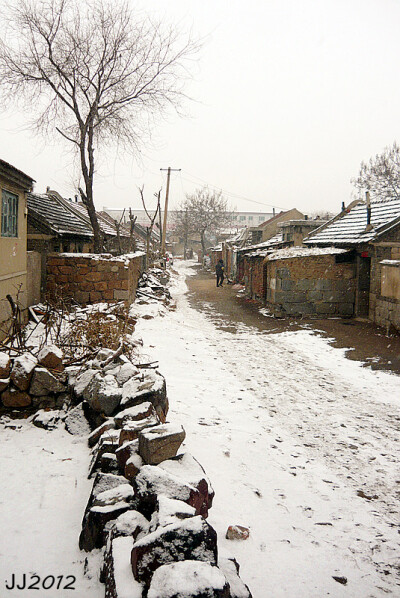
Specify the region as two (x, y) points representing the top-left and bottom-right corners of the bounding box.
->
(103, 535), (143, 598)
(37, 344), (64, 371)
(0, 352), (11, 378)
(32, 409), (62, 430)
(114, 402), (155, 428)
(147, 560), (231, 598)
(65, 402), (92, 436)
(130, 515), (218, 586)
(10, 353), (37, 390)
(121, 369), (168, 422)
(30, 367), (66, 395)
(138, 423), (186, 465)
(159, 453), (215, 518)
(218, 558), (252, 598)
(150, 496), (196, 530)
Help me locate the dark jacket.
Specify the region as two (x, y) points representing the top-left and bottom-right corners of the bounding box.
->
(216, 261), (224, 276)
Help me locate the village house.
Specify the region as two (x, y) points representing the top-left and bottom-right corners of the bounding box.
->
(304, 196), (400, 332)
(0, 159), (35, 339)
(249, 208), (304, 244)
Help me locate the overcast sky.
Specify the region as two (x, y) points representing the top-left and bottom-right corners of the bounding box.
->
(2, 0), (400, 216)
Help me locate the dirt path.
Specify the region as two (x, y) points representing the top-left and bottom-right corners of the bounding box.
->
(185, 264), (400, 375)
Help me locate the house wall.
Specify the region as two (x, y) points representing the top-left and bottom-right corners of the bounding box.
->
(264, 254), (356, 316)
(46, 253), (145, 305)
(0, 175), (28, 338)
(261, 209), (304, 242)
(369, 240), (400, 333)
(27, 251), (41, 307)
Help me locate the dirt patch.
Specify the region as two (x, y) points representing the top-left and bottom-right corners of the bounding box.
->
(186, 265), (400, 375)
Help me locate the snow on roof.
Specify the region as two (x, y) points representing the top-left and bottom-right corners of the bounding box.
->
(265, 246), (349, 261)
(304, 198), (400, 246)
(239, 233), (284, 257)
(380, 259), (400, 267)
(28, 192), (93, 238)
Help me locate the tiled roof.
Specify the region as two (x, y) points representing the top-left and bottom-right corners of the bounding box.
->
(27, 193), (93, 238)
(304, 198), (400, 246)
(239, 233), (284, 257)
(71, 202), (117, 236)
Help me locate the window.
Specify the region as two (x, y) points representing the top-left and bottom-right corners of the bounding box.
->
(248, 216), (253, 222)
(259, 216), (264, 222)
(240, 215), (246, 221)
(1, 190), (18, 237)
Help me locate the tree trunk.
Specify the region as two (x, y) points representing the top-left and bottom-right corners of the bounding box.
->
(79, 122), (103, 253)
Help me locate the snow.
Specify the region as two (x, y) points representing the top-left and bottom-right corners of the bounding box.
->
(140, 423), (184, 439)
(37, 344), (63, 362)
(0, 421), (102, 598)
(132, 514), (206, 549)
(147, 560), (227, 598)
(108, 536), (143, 598)
(266, 246), (349, 261)
(93, 484), (135, 507)
(135, 260), (400, 598)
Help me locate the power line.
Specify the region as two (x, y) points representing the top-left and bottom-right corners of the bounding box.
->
(180, 170), (288, 211)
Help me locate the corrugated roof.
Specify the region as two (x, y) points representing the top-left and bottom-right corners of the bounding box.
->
(304, 198), (400, 246)
(28, 193), (93, 238)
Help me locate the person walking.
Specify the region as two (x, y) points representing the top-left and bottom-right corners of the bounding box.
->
(216, 258), (225, 287)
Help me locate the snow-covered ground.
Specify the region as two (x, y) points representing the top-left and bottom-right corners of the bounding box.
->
(0, 422), (103, 597)
(135, 261), (400, 598)
(1, 260), (399, 598)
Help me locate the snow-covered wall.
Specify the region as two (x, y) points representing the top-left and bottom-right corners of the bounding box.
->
(46, 253), (145, 304)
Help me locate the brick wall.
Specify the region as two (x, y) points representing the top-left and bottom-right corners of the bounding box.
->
(265, 254), (356, 316)
(370, 243), (400, 333)
(46, 253), (145, 304)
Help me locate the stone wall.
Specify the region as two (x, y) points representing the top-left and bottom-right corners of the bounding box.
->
(27, 251), (41, 307)
(46, 252), (145, 304)
(265, 254), (356, 316)
(370, 244), (400, 333)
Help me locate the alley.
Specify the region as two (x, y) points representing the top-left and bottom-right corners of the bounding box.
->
(136, 260), (400, 598)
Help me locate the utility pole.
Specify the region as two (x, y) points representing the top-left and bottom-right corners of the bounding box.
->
(160, 167), (181, 257)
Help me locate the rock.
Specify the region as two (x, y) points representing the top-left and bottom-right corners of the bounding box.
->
(71, 367), (97, 398)
(131, 516), (218, 587)
(32, 409), (61, 430)
(93, 484), (135, 508)
(138, 423), (185, 465)
(133, 465), (204, 519)
(89, 433), (120, 477)
(124, 449), (144, 483)
(99, 453), (120, 474)
(92, 348), (117, 368)
(105, 510), (150, 541)
(225, 526), (250, 541)
(147, 561), (231, 598)
(80, 474), (133, 551)
(150, 496), (196, 531)
(1, 387), (32, 408)
(29, 367), (66, 396)
(88, 420), (116, 447)
(159, 453), (215, 518)
(0, 377), (10, 392)
(219, 558), (253, 598)
(114, 402), (155, 428)
(37, 344), (64, 371)
(85, 372), (122, 415)
(55, 392), (71, 410)
(118, 414), (160, 445)
(103, 535), (144, 598)
(79, 502), (132, 552)
(106, 362), (140, 386)
(10, 354), (37, 390)
(0, 353), (11, 378)
(332, 576), (348, 585)
(121, 369), (168, 422)
(116, 439), (140, 472)
(64, 403), (92, 436)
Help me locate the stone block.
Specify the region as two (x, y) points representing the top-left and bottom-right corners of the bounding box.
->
(11, 354), (37, 390)
(30, 367), (66, 396)
(338, 303), (354, 317)
(277, 268), (290, 279)
(219, 558), (253, 598)
(37, 344), (64, 370)
(282, 302), (315, 315)
(131, 516), (218, 587)
(120, 370), (168, 422)
(90, 290), (103, 302)
(114, 402), (155, 428)
(314, 302), (336, 315)
(0, 377), (10, 392)
(65, 402), (92, 436)
(118, 415), (160, 445)
(94, 281), (108, 291)
(282, 291), (308, 303)
(159, 453), (215, 518)
(138, 423), (186, 465)
(88, 420), (116, 447)
(114, 290), (129, 301)
(0, 353), (11, 378)
(147, 561), (230, 598)
(307, 290), (323, 302)
(1, 387), (32, 407)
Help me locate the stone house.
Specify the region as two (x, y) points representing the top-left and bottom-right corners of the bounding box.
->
(304, 197), (400, 331)
(249, 208), (304, 244)
(0, 159), (35, 339)
(278, 218), (327, 246)
(264, 247), (356, 317)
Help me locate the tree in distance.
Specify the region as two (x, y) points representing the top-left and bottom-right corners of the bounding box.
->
(0, 0), (199, 252)
(181, 187), (233, 255)
(351, 142), (400, 201)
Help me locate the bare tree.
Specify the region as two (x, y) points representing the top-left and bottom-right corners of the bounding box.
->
(351, 142), (400, 201)
(128, 208), (137, 253)
(183, 187), (232, 255)
(112, 208), (125, 255)
(0, 0), (198, 252)
(172, 204), (195, 258)
(139, 186), (161, 267)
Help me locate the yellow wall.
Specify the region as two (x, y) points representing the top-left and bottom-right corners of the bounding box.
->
(0, 175), (28, 337)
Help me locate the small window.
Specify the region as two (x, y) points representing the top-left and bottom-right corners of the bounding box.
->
(248, 216), (253, 222)
(240, 215), (246, 221)
(1, 190), (19, 237)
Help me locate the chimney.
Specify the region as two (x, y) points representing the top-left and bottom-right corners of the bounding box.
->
(365, 191), (373, 231)
(341, 201), (345, 211)
(75, 194), (79, 203)
(46, 186), (50, 193)
(305, 214), (308, 220)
